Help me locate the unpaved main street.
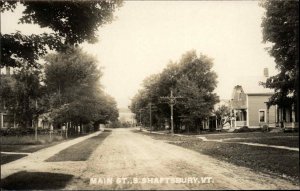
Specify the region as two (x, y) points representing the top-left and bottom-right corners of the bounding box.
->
(2, 128), (299, 190)
(67, 128), (299, 190)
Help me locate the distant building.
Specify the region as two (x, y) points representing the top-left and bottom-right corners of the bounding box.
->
(118, 107), (136, 125)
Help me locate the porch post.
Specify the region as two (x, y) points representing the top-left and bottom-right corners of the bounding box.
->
(207, 119), (210, 130)
(292, 104), (295, 128)
(0, 113), (3, 128)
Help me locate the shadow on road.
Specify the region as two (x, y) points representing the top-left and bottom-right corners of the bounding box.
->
(0, 171), (73, 190)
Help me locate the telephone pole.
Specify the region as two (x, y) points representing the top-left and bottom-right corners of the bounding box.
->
(160, 90), (183, 134)
(148, 102), (157, 133)
(139, 109), (144, 131)
(149, 103), (152, 132)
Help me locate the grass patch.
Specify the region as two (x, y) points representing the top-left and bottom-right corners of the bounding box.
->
(203, 132), (298, 140)
(0, 133), (91, 154)
(173, 140), (299, 182)
(135, 130), (300, 184)
(1, 142), (63, 153)
(1, 154), (28, 165)
(46, 130), (111, 162)
(225, 137), (299, 148)
(0, 171), (73, 190)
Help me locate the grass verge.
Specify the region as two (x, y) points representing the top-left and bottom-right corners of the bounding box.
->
(225, 136), (299, 148)
(45, 130), (111, 162)
(1, 154), (28, 165)
(1, 142), (63, 154)
(134, 130), (300, 184)
(202, 132), (298, 140)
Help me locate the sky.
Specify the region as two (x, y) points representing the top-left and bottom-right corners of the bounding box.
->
(1, 1), (277, 108)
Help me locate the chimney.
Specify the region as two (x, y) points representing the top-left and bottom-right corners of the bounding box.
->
(263, 68), (269, 78)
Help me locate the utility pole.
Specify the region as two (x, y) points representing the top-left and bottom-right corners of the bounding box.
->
(149, 103), (152, 132)
(139, 109), (143, 131)
(35, 99), (38, 142)
(160, 90), (183, 135)
(148, 103), (157, 133)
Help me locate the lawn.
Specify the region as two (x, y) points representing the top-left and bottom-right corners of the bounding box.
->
(202, 132), (298, 140)
(225, 136), (299, 148)
(46, 130), (111, 162)
(202, 132), (299, 148)
(1, 134), (66, 165)
(134, 130), (300, 184)
(1, 142), (63, 153)
(1, 154), (28, 165)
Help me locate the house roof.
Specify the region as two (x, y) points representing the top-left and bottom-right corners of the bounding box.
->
(247, 93), (274, 96)
(233, 75), (274, 94)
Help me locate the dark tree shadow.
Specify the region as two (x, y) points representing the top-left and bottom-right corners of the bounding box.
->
(0, 171), (73, 190)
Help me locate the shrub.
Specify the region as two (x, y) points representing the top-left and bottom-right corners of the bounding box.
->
(107, 121), (122, 128)
(233, 126), (250, 133)
(261, 125), (270, 132)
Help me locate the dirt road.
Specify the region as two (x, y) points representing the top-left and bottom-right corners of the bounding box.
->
(66, 128), (298, 190)
(2, 128), (299, 190)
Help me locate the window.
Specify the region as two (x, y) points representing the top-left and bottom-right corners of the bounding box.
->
(259, 110), (266, 123)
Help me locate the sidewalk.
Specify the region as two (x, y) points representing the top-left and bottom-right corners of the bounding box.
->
(1, 130), (102, 179)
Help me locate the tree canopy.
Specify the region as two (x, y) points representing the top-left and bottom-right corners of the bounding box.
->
(0, 0), (122, 68)
(130, 50), (219, 132)
(0, 47), (119, 130)
(44, 47), (119, 126)
(260, 0), (299, 109)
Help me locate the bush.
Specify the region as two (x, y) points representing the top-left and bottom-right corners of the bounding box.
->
(261, 125), (270, 132)
(233, 126), (250, 133)
(107, 121), (122, 128)
(121, 121), (132, 128)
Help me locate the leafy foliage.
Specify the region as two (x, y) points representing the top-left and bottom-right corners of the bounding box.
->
(130, 50), (219, 131)
(0, 0), (122, 68)
(1, 32), (63, 67)
(0, 66), (44, 128)
(214, 105), (232, 128)
(44, 47), (119, 127)
(260, 0), (298, 110)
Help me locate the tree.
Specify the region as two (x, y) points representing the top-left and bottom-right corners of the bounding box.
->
(44, 47), (118, 133)
(260, 0), (298, 119)
(130, 50), (219, 132)
(44, 47), (103, 106)
(214, 105), (232, 129)
(0, 0), (122, 68)
(0, 66), (44, 128)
